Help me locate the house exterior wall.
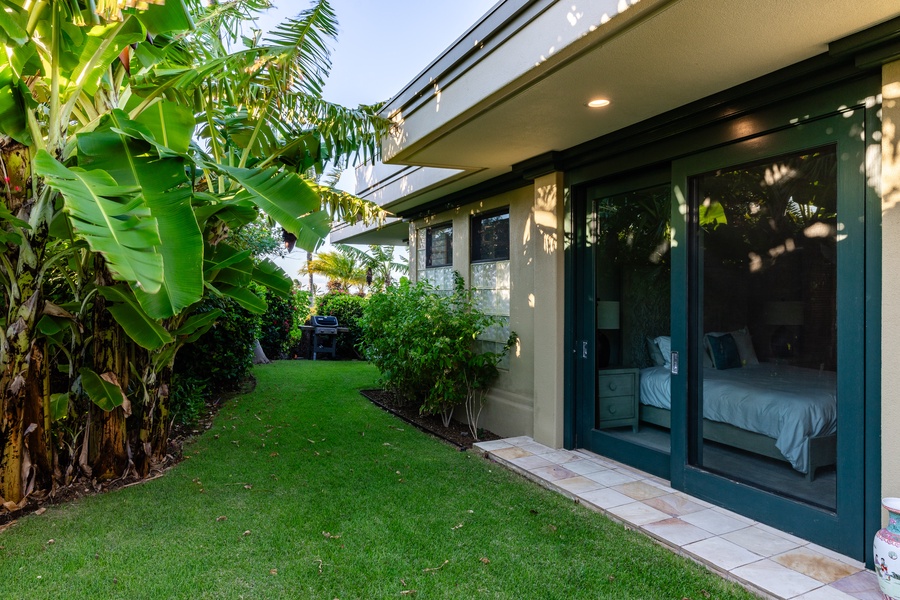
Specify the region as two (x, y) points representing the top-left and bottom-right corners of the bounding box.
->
(409, 186), (543, 439)
(882, 58), (900, 501)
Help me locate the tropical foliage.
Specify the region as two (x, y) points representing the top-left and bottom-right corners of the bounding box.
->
(0, 0), (389, 505)
(358, 274), (516, 438)
(301, 247), (368, 293)
(337, 244), (408, 292)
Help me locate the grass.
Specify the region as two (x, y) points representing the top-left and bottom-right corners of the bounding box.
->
(0, 361), (758, 599)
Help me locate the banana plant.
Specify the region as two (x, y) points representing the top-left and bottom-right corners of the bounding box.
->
(1, 0), (392, 501)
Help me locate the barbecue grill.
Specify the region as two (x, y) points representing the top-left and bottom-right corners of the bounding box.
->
(310, 315), (339, 360)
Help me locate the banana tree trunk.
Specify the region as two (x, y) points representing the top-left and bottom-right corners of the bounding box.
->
(88, 262), (131, 480)
(134, 361), (171, 477)
(0, 140), (50, 503)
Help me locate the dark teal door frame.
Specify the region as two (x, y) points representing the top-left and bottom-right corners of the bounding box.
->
(670, 111), (868, 560)
(563, 73), (881, 564)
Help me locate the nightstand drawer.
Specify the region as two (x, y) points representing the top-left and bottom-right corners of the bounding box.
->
(598, 372), (635, 397)
(600, 396), (635, 420)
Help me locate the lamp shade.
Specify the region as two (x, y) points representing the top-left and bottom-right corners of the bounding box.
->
(597, 301), (621, 330)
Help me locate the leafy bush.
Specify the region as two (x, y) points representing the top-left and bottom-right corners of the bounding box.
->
(174, 296), (261, 394)
(315, 292), (367, 358)
(358, 273), (516, 437)
(288, 290), (314, 358)
(168, 373), (208, 425)
(259, 289), (295, 360)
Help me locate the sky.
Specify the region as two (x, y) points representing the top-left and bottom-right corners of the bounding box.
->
(256, 0), (498, 285)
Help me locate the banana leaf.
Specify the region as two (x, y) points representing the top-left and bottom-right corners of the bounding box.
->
(35, 150), (164, 295)
(79, 367), (128, 413)
(77, 110), (203, 318)
(99, 285), (174, 350)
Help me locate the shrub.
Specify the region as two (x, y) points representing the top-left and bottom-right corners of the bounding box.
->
(315, 292), (367, 359)
(174, 296), (261, 394)
(168, 372), (208, 425)
(288, 290), (314, 358)
(358, 273), (516, 438)
(259, 289), (295, 360)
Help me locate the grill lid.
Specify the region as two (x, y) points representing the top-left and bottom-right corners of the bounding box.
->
(311, 315), (338, 327)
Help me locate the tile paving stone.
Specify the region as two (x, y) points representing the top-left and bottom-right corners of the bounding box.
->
(755, 522), (810, 547)
(607, 501), (671, 527)
(721, 524), (803, 557)
(554, 476), (604, 494)
(643, 517), (713, 547)
(485, 438), (880, 600)
(508, 455), (554, 470)
(827, 570), (882, 600)
(772, 547), (862, 584)
(519, 442), (553, 455)
(491, 447), (532, 460)
(583, 469), (638, 487)
(680, 508), (753, 536)
(503, 436), (534, 446)
(473, 439), (513, 452)
(578, 487), (635, 510)
(730, 558), (822, 598)
(561, 459), (608, 476)
(683, 537), (763, 571)
(612, 481), (670, 501)
(806, 543), (866, 570)
(794, 586), (863, 600)
(643, 493), (707, 517)
(710, 505), (757, 526)
(540, 450), (579, 464)
(528, 464), (577, 482)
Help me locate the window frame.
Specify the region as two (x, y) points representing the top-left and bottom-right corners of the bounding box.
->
(425, 222), (453, 268)
(470, 207), (510, 263)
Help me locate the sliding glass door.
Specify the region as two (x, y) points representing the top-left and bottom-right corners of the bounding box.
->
(671, 113), (867, 556)
(573, 172), (672, 479)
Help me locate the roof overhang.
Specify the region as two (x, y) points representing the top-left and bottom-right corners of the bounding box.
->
(348, 0), (900, 244)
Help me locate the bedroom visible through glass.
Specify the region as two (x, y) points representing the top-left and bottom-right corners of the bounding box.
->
(592, 183), (672, 461)
(690, 146), (838, 511)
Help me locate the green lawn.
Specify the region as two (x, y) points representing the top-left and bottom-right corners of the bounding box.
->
(0, 361), (757, 599)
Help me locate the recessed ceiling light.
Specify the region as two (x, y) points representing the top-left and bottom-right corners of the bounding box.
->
(587, 98), (610, 108)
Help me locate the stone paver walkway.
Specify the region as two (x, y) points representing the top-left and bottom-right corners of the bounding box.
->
(473, 436), (881, 600)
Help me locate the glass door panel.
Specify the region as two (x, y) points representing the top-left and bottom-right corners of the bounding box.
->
(577, 179), (673, 478)
(672, 111), (867, 558)
(693, 147), (838, 510)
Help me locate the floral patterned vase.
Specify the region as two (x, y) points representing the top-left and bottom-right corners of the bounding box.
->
(875, 498), (900, 600)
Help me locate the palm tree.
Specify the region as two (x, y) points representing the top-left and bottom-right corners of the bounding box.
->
(301, 249), (367, 293)
(337, 244), (408, 292)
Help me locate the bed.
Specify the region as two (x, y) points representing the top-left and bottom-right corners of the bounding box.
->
(639, 363), (837, 481)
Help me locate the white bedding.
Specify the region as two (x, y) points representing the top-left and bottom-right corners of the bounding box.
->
(639, 364), (837, 474)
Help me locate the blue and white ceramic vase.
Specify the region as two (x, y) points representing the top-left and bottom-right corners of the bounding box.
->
(875, 498), (900, 600)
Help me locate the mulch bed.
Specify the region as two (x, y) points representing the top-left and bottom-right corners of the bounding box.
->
(360, 388), (500, 450)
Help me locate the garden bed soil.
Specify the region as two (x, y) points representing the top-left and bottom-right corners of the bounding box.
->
(360, 389), (501, 450)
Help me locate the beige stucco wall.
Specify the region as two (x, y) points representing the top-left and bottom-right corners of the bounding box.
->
(883, 59), (900, 500)
(409, 186), (539, 439)
(530, 173), (567, 448)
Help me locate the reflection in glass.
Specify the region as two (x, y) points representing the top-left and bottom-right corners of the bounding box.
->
(693, 146), (838, 510)
(593, 184), (671, 454)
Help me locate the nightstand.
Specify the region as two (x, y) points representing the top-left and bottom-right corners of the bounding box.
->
(597, 367), (640, 432)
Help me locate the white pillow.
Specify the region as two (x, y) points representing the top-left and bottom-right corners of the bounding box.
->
(653, 336), (671, 368)
(730, 327), (759, 366)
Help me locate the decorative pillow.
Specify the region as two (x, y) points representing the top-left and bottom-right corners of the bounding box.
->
(730, 327), (759, 366)
(703, 346), (713, 368)
(705, 333), (741, 370)
(646, 336), (665, 367)
(653, 336), (671, 368)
